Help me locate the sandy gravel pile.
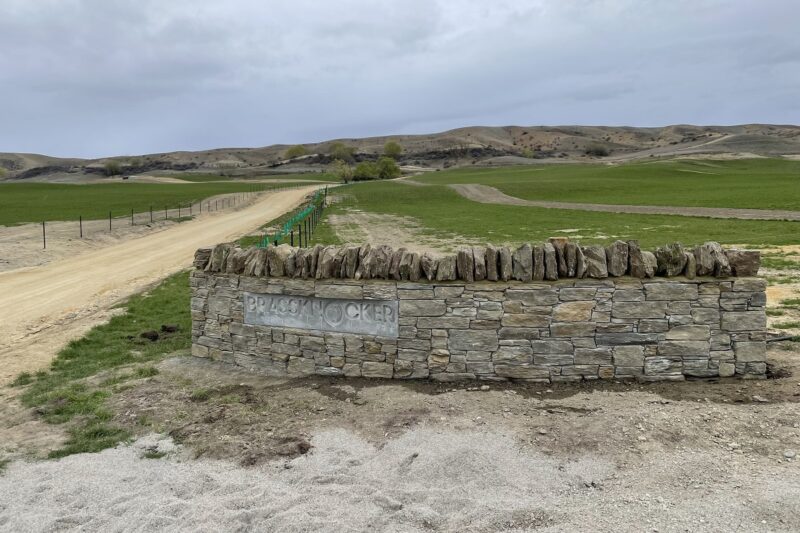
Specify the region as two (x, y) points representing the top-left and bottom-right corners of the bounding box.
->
(2, 428), (798, 532)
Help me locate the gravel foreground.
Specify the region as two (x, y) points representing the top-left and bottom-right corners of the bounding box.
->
(1, 429), (798, 532)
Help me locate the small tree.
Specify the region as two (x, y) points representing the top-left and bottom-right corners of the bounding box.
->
(332, 159), (353, 183)
(353, 161), (379, 181)
(285, 145), (309, 159)
(376, 156), (401, 180)
(329, 142), (355, 163)
(104, 160), (122, 176)
(383, 140), (403, 160)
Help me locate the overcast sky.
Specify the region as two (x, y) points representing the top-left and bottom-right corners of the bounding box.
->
(1, 0), (798, 158)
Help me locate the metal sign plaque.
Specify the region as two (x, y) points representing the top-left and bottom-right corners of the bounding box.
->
(243, 292), (399, 337)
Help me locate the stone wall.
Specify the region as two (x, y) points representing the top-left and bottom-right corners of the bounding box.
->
(191, 241), (767, 382)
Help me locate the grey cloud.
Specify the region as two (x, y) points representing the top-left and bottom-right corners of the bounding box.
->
(0, 0), (797, 157)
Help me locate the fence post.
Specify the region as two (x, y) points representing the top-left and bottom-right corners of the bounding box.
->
(42, 221), (46, 249)
(131, 208), (134, 226)
(298, 224), (303, 248)
(79, 216), (83, 238)
(150, 206), (153, 223)
(290, 230), (294, 247)
(109, 211), (112, 231)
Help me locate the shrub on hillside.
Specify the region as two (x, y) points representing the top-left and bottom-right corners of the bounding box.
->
(353, 161), (379, 181)
(584, 145), (610, 157)
(104, 161), (122, 176)
(285, 145), (309, 159)
(376, 156), (401, 179)
(384, 140), (403, 160)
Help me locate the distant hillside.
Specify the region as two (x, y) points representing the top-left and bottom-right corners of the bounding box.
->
(2, 124), (799, 182)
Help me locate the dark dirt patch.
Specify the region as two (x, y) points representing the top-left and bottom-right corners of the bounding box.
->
(101, 342), (800, 468)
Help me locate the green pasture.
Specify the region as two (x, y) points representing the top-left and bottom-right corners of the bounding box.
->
(170, 172), (339, 183)
(413, 158), (800, 210)
(311, 181), (800, 249)
(0, 182), (280, 226)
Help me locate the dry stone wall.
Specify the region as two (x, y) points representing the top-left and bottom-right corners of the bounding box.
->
(191, 240), (767, 382)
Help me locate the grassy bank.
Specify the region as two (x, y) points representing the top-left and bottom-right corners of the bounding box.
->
(0, 182), (277, 226)
(12, 272), (191, 458)
(170, 172), (339, 183)
(310, 181), (800, 248)
(414, 159), (800, 210)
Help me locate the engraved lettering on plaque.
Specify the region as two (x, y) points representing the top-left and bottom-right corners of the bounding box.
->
(243, 292), (399, 337)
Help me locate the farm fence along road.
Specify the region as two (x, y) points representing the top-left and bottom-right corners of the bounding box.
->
(0, 186), (317, 385)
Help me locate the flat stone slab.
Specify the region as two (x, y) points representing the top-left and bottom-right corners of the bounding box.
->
(244, 292), (399, 337)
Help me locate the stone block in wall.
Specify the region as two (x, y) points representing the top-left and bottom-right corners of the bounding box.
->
(644, 356), (682, 375)
(664, 325), (711, 340)
(501, 314), (550, 328)
(361, 361), (394, 378)
(611, 301), (668, 319)
(493, 345), (533, 364)
(721, 311), (766, 331)
(550, 322), (597, 337)
(734, 341), (766, 362)
(531, 339), (573, 354)
(596, 332), (660, 345)
(506, 288), (558, 306)
(644, 282), (698, 301)
(534, 354), (574, 366)
(612, 346), (644, 367)
(287, 357), (314, 376)
(498, 327), (541, 340)
(400, 300), (446, 317)
(448, 330), (499, 351)
(559, 288), (597, 301)
(494, 364), (550, 379)
(691, 308), (720, 325)
(657, 341), (710, 357)
(561, 365), (600, 377)
(314, 283), (363, 300)
(574, 348), (613, 365)
(553, 301), (595, 322)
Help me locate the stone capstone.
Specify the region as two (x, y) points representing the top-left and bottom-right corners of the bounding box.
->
(655, 243), (687, 277)
(605, 240), (629, 277)
(512, 244), (533, 282)
(583, 245), (608, 279)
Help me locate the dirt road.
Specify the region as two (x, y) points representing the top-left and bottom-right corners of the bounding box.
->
(450, 183), (800, 221)
(0, 186), (316, 385)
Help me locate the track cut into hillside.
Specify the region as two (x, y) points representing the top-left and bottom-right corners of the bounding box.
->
(450, 183), (800, 221)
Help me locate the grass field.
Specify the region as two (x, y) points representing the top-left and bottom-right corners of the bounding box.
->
(169, 172), (339, 183)
(311, 180), (800, 249)
(0, 182), (278, 226)
(414, 158), (800, 210)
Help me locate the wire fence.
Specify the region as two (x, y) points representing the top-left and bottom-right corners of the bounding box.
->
(258, 186), (328, 248)
(37, 184), (306, 249)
